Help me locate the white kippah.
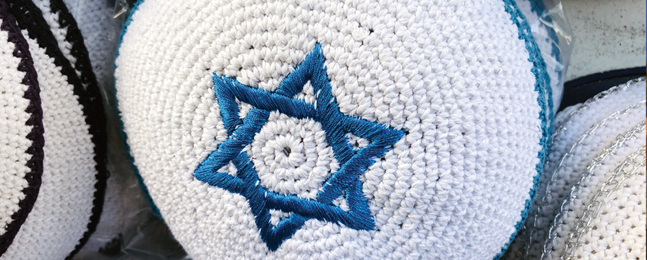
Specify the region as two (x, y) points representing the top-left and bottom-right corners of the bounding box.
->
(547, 79), (645, 178)
(43, 0), (137, 252)
(116, 0), (552, 259)
(31, 0), (110, 251)
(544, 126), (645, 260)
(567, 151), (645, 259)
(504, 77), (647, 259)
(0, 0), (106, 259)
(0, 2), (44, 255)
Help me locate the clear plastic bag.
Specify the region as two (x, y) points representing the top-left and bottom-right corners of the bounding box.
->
(515, 0), (574, 115)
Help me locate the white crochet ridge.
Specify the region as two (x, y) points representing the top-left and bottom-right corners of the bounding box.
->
(62, 0), (116, 88)
(552, 103), (581, 131)
(32, 0), (80, 80)
(55, 0), (134, 251)
(0, 32), (97, 260)
(543, 123), (646, 260)
(504, 78), (647, 259)
(0, 28), (32, 236)
(546, 78), (646, 178)
(528, 102), (646, 256)
(116, 0), (545, 259)
(568, 148), (646, 260)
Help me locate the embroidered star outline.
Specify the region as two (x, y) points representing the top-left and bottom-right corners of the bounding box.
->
(194, 44), (404, 251)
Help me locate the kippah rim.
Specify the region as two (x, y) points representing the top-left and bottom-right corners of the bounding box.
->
(0, 0), (44, 255)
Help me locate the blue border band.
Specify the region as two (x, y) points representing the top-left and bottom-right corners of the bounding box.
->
(529, 0), (562, 67)
(495, 0), (554, 259)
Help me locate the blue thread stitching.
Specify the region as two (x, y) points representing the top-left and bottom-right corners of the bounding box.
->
(115, 2), (548, 254)
(529, 0), (563, 111)
(194, 44), (404, 251)
(495, 0), (554, 259)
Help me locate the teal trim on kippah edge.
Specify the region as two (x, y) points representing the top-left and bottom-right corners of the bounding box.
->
(529, 0), (563, 99)
(114, 0), (162, 219)
(113, 0), (554, 253)
(495, 0), (554, 259)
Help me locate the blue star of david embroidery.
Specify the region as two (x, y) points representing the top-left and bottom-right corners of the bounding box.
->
(194, 44), (404, 251)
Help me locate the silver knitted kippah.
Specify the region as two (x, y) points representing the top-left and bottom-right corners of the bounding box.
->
(505, 78), (646, 259)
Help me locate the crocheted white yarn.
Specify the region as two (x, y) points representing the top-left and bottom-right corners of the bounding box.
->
(528, 103), (645, 253)
(33, 0), (78, 70)
(503, 78), (647, 259)
(116, 0), (547, 259)
(552, 103), (581, 131)
(545, 79), (646, 179)
(0, 32), (97, 260)
(35, 0), (116, 90)
(34, 0), (126, 252)
(515, 0), (562, 115)
(505, 107), (646, 259)
(0, 27), (32, 237)
(543, 126), (646, 260)
(570, 154), (646, 260)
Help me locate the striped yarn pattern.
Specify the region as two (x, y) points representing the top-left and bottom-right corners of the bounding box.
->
(31, 0), (108, 256)
(1, 0), (105, 259)
(0, 0), (43, 255)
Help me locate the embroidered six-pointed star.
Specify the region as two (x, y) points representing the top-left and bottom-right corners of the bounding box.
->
(116, 0), (555, 258)
(194, 44), (404, 250)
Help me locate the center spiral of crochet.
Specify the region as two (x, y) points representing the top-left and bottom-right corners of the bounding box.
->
(250, 113), (339, 200)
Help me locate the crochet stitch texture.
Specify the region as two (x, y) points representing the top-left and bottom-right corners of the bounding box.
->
(515, 0), (564, 115)
(0, 0), (43, 254)
(504, 78), (646, 259)
(62, 0), (116, 89)
(31, 0), (108, 256)
(503, 78), (647, 260)
(1, 0), (105, 259)
(116, 0), (551, 258)
(195, 44), (404, 250)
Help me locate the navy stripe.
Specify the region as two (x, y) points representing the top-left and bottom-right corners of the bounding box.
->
(0, 0), (44, 255)
(5, 1), (108, 258)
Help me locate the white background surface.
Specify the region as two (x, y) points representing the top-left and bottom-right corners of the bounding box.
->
(563, 0), (646, 80)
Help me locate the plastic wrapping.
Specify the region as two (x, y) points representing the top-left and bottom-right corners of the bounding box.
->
(515, 0), (574, 115)
(69, 0), (572, 259)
